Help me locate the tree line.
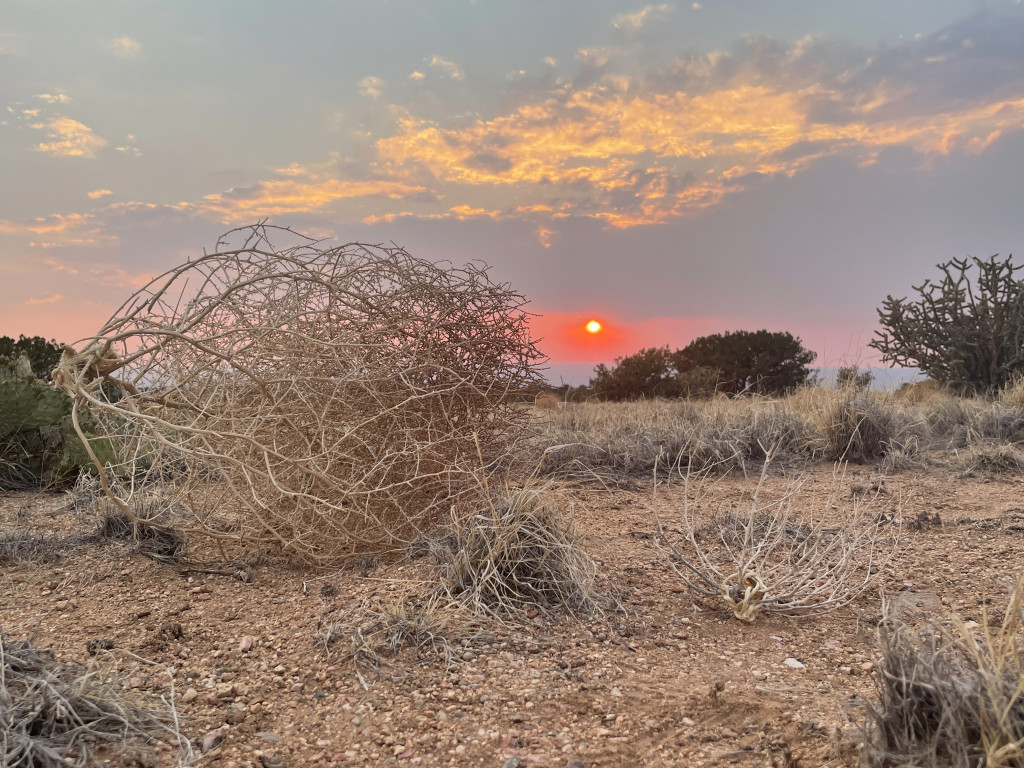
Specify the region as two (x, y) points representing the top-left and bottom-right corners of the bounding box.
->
(583, 254), (1024, 400)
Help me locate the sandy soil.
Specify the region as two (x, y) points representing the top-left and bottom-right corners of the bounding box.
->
(2, 463), (1023, 768)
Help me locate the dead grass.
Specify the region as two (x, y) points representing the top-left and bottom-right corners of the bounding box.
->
(861, 577), (1024, 767)
(316, 594), (473, 689)
(435, 475), (600, 620)
(0, 634), (189, 768)
(530, 385), (1024, 479)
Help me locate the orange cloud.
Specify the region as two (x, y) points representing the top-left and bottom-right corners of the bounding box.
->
(190, 178), (427, 223)
(32, 117), (107, 158)
(24, 293), (64, 306)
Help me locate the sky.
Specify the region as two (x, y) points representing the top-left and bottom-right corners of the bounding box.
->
(3, 0), (1024, 385)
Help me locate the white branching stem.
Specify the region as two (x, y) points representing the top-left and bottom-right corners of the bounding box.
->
(653, 452), (900, 622)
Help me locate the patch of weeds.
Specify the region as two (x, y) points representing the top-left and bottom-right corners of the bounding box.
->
(0, 633), (190, 768)
(0, 531), (66, 566)
(90, 497), (186, 564)
(437, 476), (599, 620)
(860, 580), (1024, 767)
(956, 440), (1024, 477)
(316, 595), (468, 689)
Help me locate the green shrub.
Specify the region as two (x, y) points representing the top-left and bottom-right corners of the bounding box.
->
(0, 356), (115, 489)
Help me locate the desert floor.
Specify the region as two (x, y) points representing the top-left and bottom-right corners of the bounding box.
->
(2, 463), (1022, 767)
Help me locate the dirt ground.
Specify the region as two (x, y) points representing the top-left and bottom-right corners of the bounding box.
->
(2, 463), (1023, 768)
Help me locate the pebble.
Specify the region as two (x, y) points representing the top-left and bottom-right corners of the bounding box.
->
(239, 635), (254, 653)
(181, 688), (199, 703)
(499, 758), (522, 768)
(258, 732), (283, 742)
(200, 727), (225, 753)
(782, 657), (805, 669)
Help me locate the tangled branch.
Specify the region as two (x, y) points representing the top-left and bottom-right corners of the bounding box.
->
(53, 224), (544, 563)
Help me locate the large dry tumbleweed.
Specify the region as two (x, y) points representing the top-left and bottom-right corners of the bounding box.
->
(53, 224), (544, 563)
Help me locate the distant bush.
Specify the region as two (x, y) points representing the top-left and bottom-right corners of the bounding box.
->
(836, 365), (873, 390)
(589, 331), (816, 401)
(0, 335), (64, 380)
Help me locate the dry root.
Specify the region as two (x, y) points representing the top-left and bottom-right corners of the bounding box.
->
(653, 452), (899, 622)
(53, 224), (544, 564)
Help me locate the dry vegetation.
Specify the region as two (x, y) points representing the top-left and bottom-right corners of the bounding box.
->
(5, 228), (1024, 765)
(52, 224), (543, 565)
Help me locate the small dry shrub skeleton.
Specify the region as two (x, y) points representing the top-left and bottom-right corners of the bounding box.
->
(53, 225), (544, 563)
(653, 452), (900, 622)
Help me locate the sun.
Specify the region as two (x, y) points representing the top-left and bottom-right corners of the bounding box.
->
(585, 319), (602, 334)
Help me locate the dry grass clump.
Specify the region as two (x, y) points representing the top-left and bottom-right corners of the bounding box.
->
(999, 375), (1024, 410)
(0, 634), (187, 768)
(653, 455), (898, 622)
(435, 477), (599, 619)
(861, 580), (1024, 767)
(90, 499), (187, 564)
(0, 531), (66, 566)
(316, 595), (469, 689)
(53, 224), (543, 564)
(809, 387), (925, 464)
(956, 440), (1024, 477)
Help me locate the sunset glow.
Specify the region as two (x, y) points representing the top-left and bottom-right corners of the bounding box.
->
(2, 2), (1022, 385)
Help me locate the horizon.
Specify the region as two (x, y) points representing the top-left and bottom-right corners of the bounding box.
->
(3, 1), (1022, 372)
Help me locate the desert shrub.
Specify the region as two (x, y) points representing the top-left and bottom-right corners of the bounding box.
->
(676, 329), (816, 396)
(436, 477), (598, 619)
(836, 365), (873, 390)
(653, 456), (898, 622)
(871, 254), (1024, 394)
(53, 225), (544, 564)
(861, 582), (1024, 767)
(0, 633), (188, 768)
(590, 346), (683, 401)
(0, 356), (115, 490)
(816, 389), (925, 463)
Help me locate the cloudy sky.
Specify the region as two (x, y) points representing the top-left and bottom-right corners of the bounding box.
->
(3, 0), (1023, 383)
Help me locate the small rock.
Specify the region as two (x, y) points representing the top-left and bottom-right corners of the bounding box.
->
(257, 732), (282, 742)
(200, 727), (225, 753)
(215, 683), (235, 699)
(860, 661), (875, 673)
(782, 657), (805, 669)
(260, 752), (287, 768)
(225, 703), (246, 725)
(609, 687), (622, 697)
(500, 758), (522, 768)
(239, 635), (254, 653)
(180, 688), (199, 704)
(839, 666), (853, 675)
(462, 651), (476, 662)
(681, 717), (695, 727)
(565, 761), (584, 768)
